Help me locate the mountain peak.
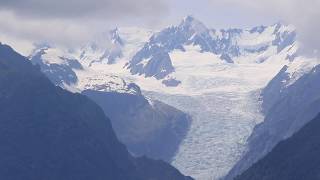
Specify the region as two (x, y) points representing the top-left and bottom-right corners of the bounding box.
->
(110, 27), (124, 46)
(183, 15), (196, 22)
(179, 15), (208, 35)
(110, 27), (120, 36)
(180, 15), (202, 25)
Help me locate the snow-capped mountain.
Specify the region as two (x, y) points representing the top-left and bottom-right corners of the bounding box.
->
(6, 15), (318, 180)
(29, 16), (297, 90)
(29, 46), (82, 86)
(126, 16), (296, 86)
(80, 28), (124, 66)
(77, 73), (142, 95)
(27, 27), (192, 165)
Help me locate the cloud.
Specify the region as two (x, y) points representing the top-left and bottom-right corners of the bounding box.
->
(0, 11), (100, 50)
(0, 0), (170, 51)
(208, 0), (320, 56)
(0, 0), (168, 20)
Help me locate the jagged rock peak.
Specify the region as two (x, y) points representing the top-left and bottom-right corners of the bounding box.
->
(179, 15), (209, 34)
(110, 27), (124, 46)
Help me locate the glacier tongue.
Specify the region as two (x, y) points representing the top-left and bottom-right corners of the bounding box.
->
(144, 90), (263, 180)
(134, 45), (290, 179)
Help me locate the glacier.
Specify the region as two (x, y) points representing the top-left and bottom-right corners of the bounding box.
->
(139, 54), (286, 179)
(144, 91), (262, 179)
(6, 16), (309, 180)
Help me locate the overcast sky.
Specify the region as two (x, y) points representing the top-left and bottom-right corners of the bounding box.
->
(0, 0), (319, 56)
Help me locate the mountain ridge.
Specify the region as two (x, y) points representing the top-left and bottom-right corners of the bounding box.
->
(0, 42), (193, 180)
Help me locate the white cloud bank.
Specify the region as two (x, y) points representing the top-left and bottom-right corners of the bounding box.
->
(0, 0), (170, 54)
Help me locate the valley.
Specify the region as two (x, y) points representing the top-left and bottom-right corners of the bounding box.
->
(84, 54), (286, 179)
(3, 16), (310, 180)
(1, 1), (320, 180)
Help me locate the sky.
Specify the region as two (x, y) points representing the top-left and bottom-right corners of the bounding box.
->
(0, 0), (319, 56)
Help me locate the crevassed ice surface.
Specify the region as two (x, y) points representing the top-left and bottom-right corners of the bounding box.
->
(78, 44), (289, 179)
(133, 45), (289, 180)
(144, 91), (261, 180)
